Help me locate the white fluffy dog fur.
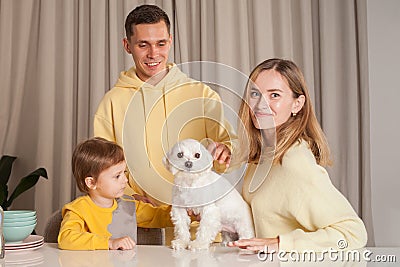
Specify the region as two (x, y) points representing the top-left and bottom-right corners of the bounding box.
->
(163, 139), (254, 250)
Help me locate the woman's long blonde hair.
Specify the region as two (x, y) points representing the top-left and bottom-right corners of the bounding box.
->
(238, 58), (331, 166)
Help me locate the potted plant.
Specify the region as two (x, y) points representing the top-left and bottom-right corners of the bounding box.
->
(0, 155), (48, 210)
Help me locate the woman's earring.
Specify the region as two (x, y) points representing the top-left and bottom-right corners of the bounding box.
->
(292, 112), (297, 117)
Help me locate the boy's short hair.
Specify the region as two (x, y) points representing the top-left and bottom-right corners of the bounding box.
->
(72, 137), (125, 193)
(125, 4), (171, 39)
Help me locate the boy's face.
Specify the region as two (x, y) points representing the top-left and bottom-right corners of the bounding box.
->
(123, 21), (172, 83)
(91, 161), (128, 200)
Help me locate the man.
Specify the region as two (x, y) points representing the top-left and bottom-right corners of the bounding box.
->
(94, 5), (235, 223)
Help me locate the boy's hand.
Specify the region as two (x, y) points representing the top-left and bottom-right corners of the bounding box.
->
(187, 209), (201, 221)
(109, 236), (136, 250)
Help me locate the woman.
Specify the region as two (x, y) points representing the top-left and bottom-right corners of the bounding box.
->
(229, 58), (367, 252)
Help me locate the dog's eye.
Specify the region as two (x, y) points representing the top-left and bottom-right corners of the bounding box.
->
(177, 152), (183, 158)
(194, 153), (201, 159)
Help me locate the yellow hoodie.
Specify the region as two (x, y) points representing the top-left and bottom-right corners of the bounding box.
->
(94, 64), (236, 211)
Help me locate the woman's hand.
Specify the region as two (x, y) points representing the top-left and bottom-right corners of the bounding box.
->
(227, 237), (279, 252)
(109, 236), (136, 250)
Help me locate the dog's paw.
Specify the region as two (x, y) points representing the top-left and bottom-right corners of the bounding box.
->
(188, 240), (210, 251)
(171, 239), (189, 250)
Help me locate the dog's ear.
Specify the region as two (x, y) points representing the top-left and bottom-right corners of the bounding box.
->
(163, 155), (179, 175)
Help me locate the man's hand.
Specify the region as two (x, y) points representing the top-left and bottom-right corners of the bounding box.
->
(207, 142), (231, 168)
(109, 236), (136, 250)
(133, 194), (157, 206)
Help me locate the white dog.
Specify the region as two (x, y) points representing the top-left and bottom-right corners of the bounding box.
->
(163, 139), (255, 251)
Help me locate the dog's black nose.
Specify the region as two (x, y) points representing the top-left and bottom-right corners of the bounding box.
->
(185, 161), (193, 169)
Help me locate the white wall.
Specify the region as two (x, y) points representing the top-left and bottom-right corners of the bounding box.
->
(367, 0), (400, 246)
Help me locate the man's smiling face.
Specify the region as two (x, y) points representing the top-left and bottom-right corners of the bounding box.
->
(124, 21), (172, 83)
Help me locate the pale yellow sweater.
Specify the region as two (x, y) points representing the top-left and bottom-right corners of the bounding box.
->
(94, 63), (236, 209)
(242, 140), (367, 252)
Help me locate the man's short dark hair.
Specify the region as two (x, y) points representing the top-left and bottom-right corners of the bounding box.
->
(125, 5), (171, 39)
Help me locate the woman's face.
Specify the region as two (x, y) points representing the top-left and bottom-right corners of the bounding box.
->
(248, 69), (304, 129)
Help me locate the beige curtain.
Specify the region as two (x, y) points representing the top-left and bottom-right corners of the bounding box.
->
(0, 0), (373, 245)
(314, 0), (374, 246)
(0, 0), (142, 234)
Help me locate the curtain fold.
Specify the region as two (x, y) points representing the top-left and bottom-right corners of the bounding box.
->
(311, 0), (373, 245)
(356, 0), (374, 246)
(0, 0), (373, 245)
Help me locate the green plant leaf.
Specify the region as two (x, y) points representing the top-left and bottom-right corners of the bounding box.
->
(0, 184), (8, 210)
(0, 155), (17, 185)
(4, 168), (48, 209)
(0, 155), (16, 207)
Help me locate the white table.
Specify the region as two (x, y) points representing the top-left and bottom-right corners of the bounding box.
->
(2, 243), (399, 266)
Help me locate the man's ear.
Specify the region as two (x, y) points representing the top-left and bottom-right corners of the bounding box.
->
(123, 38), (132, 54)
(85, 177), (96, 190)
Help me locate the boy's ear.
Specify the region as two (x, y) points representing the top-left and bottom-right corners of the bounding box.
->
(85, 177), (96, 190)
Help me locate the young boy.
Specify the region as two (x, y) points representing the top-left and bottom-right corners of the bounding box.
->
(58, 137), (172, 250)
